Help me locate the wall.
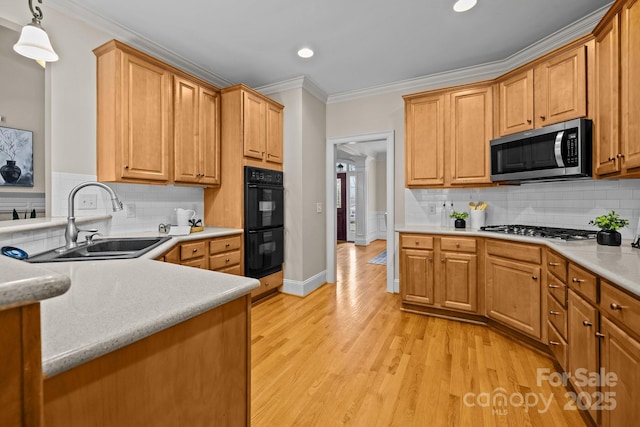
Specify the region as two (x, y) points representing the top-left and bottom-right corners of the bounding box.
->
(406, 180), (640, 240)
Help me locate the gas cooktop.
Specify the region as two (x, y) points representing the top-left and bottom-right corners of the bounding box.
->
(480, 224), (597, 241)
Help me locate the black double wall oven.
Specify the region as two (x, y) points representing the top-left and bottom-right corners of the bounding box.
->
(244, 166), (284, 278)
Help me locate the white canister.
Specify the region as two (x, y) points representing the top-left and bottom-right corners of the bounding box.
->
(175, 208), (196, 226)
(470, 209), (486, 230)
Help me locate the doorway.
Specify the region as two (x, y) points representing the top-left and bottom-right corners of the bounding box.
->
(336, 170), (347, 241)
(326, 131), (395, 293)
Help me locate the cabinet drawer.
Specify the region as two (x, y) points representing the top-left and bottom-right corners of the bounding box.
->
(547, 273), (567, 307)
(209, 235), (242, 255)
(209, 250), (241, 270)
(180, 241), (207, 261)
(251, 270), (283, 298)
(217, 264), (243, 276)
(547, 321), (568, 372)
(163, 245), (181, 264)
(600, 281), (640, 338)
(547, 293), (567, 339)
(486, 240), (541, 264)
(182, 257), (207, 269)
(568, 263), (597, 304)
(440, 237), (476, 253)
(400, 234), (434, 249)
(547, 250), (568, 283)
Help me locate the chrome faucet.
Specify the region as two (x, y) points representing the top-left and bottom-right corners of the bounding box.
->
(59, 182), (123, 251)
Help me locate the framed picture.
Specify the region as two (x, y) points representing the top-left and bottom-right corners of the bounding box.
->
(0, 126), (33, 187)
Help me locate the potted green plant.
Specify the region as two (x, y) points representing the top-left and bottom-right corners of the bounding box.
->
(589, 211), (629, 246)
(450, 211), (469, 229)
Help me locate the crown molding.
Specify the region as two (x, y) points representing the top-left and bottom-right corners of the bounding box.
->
(47, 0), (234, 89)
(326, 2), (612, 104)
(257, 76), (328, 103)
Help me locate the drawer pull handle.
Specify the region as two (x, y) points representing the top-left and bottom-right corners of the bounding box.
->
(124, 165), (129, 169)
(548, 284), (559, 289)
(441, 258), (445, 263)
(610, 303), (623, 311)
(415, 241), (420, 245)
(532, 275), (538, 280)
(193, 249), (198, 253)
(595, 332), (606, 339)
(549, 340), (560, 346)
(226, 243), (230, 247)
(429, 258), (433, 263)
(548, 262), (560, 266)
(540, 115), (546, 121)
(549, 310), (560, 316)
(225, 258), (230, 262)
(455, 242), (460, 247)
(527, 119), (532, 124)
(582, 320), (593, 327)
(572, 278), (584, 283)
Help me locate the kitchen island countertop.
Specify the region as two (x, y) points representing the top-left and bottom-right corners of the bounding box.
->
(396, 225), (640, 297)
(1, 226), (259, 377)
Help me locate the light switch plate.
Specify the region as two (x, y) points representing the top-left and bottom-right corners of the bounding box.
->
(126, 203), (136, 218)
(316, 202), (322, 213)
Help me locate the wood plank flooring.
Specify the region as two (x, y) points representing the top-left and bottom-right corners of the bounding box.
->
(251, 240), (587, 426)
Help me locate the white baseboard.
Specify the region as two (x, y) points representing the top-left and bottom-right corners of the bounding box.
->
(282, 270), (327, 297)
(394, 278), (400, 294)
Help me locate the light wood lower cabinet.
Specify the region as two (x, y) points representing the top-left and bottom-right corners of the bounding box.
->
(400, 247), (435, 305)
(440, 251), (477, 312)
(43, 296), (250, 427)
(251, 270), (284, 301)
(157, 234), (243, 275)
(486, 255), (542, 339)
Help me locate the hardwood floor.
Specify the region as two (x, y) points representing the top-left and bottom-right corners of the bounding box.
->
(251, 240), (586, 426)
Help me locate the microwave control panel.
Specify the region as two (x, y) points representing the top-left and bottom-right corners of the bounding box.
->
(565, 131), (579, 166)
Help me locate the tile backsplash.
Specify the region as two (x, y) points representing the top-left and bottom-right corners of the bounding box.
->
(406, 179), (640, 239)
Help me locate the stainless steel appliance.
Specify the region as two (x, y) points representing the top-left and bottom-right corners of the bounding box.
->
(481, 224), (597, 241)
(490, 118), (592, 183)
(244, 166), (284, 278)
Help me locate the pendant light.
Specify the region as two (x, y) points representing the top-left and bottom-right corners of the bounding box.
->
(14, 0), (59, 62)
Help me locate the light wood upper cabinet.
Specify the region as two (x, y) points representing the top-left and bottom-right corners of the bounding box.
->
(621, 0), (640, 173)
(235, 87), (283, 165)
(173, 76), (220, 186)
(95, 41), (172, 183)
(497, 69), (534, 136)
(266, 102), (284, 164)
(594, 15), (621, 176)
(449, 86), (493, 185)
(534, 46), (587, 128)
(496, 44), (588, 137)
(404, 94), (445, 186)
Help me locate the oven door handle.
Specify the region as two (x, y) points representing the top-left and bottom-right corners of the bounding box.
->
(247, 183), (283, 189)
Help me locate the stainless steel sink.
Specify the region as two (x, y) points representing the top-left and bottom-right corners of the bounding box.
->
(26, 236), (171, 263)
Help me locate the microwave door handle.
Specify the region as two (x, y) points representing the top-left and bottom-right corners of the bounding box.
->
(554, 131), (565, 168)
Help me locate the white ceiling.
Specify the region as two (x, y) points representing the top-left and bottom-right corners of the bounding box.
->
(53, 0), (610, 97)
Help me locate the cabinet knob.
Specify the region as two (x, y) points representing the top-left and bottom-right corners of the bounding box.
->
(441, 258), (445, 263)
(225, 243), (230, 247)
(582, 320), (593, 327)
(549, 340), (560, 346)
(415, 241), (420, 245)
(124, 165), (129, 169)
(532, 275), (538, 280)
(527, 119), (532, 124)
(617, 153), (625, 159)
(548, 262), (560, 266)
(265, 282), (270, 287)
(193, 248), (198, 253)
(225, 258), (230, 262)
(548, 284), (559, 289)
(610, 303), (623, 311)
(428, 258), (433, 263)
(571, 278), (584, 283)
(595, 332), (606, 339)
(608, 157), (615, 162)
(540, 115), (546, 121)
(549, 310), (560, 316)
(455, 242), (460, 247)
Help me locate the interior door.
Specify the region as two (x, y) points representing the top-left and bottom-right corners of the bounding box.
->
(336, 172), (347, 241)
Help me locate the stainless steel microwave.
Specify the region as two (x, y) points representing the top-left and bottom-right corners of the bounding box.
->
(490, 118), (592, 183)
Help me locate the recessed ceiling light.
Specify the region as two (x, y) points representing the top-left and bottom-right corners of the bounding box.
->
(297, 47), (314, 59)
(453, 0), (477, 12)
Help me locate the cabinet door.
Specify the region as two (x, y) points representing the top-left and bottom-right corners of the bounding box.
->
(400, 248), (435, 305)
(121, 53), (171, 181)
(440, 252), (477, 312)
(534, 46), (587, 128)
(600, 316), (640, 427)
(449, 86), (492, 185)
(594, 16), (621, 176)
(243, 91), (266, 160)
(199, 87), (220, 185)
(173, 76), (200, 183)
(497, 69), (534, 136)
(567, 289), (598, 422)
(265, 103), (283, 164)
(621, 0), (640, 172)
(486, 256), (541, 339)
(404, 95), (445, 186)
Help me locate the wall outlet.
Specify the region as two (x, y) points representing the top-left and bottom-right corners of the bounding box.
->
(427, 202), (436, 215)
(77, 194), (97, 210)
(316, 202), (323, 213)
(126, 203), (136, 218)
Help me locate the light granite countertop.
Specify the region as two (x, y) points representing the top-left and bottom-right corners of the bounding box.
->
(1, 226), (259, 377)
(396, 225), (640, 297)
